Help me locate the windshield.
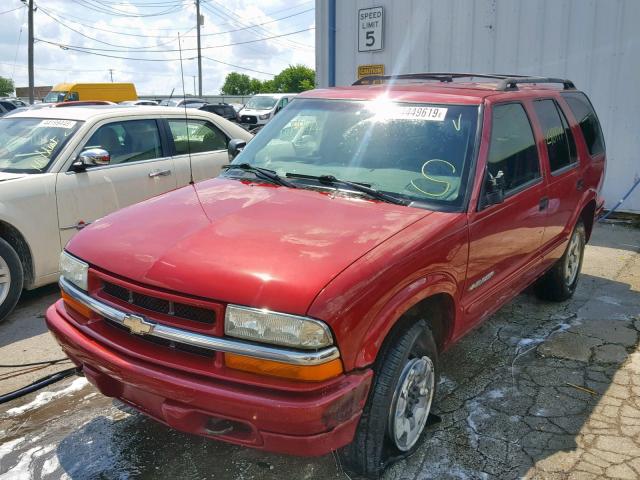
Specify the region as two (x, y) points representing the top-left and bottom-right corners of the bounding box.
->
(43, 91), (66, 103)
(245, 96), (278, 110)
(0, 118), (82, 173)
(230, 98), (479, 210)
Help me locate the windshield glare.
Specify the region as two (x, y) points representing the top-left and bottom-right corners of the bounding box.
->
(0, 118), (82, 173)
(231, 99), (479, 209)
(43, 91), (66, 103)
(245, 96), (278, 110)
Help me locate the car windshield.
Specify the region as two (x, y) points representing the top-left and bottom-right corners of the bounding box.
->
(43, 91), (66, 103)
(245, 96), (278, 110)
(0, 117), (82, 173)
(230, 98), (479, 210)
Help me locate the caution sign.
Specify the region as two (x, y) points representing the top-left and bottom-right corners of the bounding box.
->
(357, 64), (385, 80)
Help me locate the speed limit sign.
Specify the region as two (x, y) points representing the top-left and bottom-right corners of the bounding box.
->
(358, 6), (384, 52)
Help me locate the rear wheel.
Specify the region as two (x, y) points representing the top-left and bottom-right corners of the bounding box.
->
(0, 238), (23, 324)
(339, 320), (438, 478)
(535, 221), (586, 302)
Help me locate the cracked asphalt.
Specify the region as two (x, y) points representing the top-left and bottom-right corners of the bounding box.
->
(0, 223), (638, 479)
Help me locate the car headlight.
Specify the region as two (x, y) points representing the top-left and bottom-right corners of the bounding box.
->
(258, 113), (270, 120)
(225, 305), (333, 349)
(59, 251), (88, 291)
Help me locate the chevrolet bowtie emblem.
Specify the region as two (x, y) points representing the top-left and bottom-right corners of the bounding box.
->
(122, 314), (155, 335)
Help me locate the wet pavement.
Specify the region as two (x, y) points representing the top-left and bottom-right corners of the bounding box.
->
(0, 223), (638, 479)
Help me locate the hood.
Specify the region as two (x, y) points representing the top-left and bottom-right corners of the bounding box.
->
(67, 178), (429, 314)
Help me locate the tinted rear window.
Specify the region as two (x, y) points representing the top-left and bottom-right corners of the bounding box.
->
(561, 92), (605, 156)
(533, 99), (577, 173)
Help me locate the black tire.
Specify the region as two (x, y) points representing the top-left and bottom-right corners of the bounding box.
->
(0, 238), (23, 324)
(535, 221), (586, 302)
(338, 320), (438, 479)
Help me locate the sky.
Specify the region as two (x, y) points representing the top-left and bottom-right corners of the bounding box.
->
(0, 0), (315, 96)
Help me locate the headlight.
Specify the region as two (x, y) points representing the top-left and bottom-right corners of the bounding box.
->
(258, 113), (270, 120)
(59, 251), (88, 291)
(225, 305), (333, 349)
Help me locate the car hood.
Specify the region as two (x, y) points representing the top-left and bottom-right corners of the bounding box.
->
(67, 178), (429, 315)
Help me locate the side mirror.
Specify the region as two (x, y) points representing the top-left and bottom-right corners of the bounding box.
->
(482, 170), (506, 207)
(71, 148), (110, 172)
(227, 138), (246, 161)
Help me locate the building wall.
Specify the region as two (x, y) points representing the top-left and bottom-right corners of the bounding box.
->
(316, 0), (640, 212)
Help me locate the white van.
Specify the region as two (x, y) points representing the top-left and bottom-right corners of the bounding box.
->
(238, 93), (297, 128)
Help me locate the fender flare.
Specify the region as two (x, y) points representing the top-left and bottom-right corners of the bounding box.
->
(354, 271), (458, 369)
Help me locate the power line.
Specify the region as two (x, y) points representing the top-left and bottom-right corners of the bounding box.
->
(36, 27), (315, 53)
(73, 0), (186, 18)
(36, 3), (313, 41)
(0, 5), (25, 15)
(201, 56), (275, 76)
(201, 1), (313, 50)
(37, 6), (191, 50)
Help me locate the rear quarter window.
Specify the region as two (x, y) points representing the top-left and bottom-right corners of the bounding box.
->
(561, 92), (605, 156)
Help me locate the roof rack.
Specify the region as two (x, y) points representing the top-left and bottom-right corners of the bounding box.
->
(351, 73), (575, 91)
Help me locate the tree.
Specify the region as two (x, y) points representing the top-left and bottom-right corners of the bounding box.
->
(221, 72), (257, 95)
(271, 65), (315, 93)
(219, 66), (316, 95)
(0, 76), (14, 97)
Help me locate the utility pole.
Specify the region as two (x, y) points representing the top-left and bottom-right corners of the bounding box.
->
(23, 0), (34, 104)
(196, 0), (202, 97)
(192, 76), (196, 96)
(109, 69), (114, 82)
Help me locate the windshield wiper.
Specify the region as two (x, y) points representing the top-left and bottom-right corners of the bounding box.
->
(222, 163), (297, 188)
(286, 173), (409, 206)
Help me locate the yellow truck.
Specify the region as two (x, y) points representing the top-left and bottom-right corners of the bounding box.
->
(43, 83), (138, 103)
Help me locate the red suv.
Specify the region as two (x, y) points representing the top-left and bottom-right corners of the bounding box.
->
(47, 74), (605, 478)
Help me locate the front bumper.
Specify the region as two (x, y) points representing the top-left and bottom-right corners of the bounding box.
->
(46, 301), (372, 456)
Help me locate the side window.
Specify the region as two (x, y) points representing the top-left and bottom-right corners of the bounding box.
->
(85, 119), (162, 165)
(561, 91), (605, 156)
(533, 99), (576, 173)
(67, 92), (79, 101)
(168, 119), (228, 155)
(487, 103), (540, 193)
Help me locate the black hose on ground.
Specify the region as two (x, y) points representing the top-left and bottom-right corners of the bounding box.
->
(0, 358), (70, 368)
(0, 367), (80, 405)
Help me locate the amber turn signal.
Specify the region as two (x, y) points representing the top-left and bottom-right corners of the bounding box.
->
(224, 353), (343, 382)
(61, 290), (92, 318)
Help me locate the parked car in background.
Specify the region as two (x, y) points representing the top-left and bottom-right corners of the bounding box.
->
(47, 74), (605, 479)
(119, 100), (159, 106)
(199, 103), (238, 122)
(0, 98), (27, 108)
(0, 102), (14, 117)
(238, 93), (297, 128)
(0, 105), (252, 322)
(159, 98), (207, 108)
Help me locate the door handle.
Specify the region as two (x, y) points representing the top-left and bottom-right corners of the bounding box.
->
(148, 169), (171, 178)
(539, 197), (549, 211)
(576, 178), (584, 191)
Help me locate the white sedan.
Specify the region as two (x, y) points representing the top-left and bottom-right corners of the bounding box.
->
(0, 105), (252, 322)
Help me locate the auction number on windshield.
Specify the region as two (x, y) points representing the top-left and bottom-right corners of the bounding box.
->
(395, 107), (448, 121)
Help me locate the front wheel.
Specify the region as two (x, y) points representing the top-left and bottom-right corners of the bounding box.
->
(0, 238), (23, 324)
(339, 320), (438, 478)
(535, 221), (586, 302)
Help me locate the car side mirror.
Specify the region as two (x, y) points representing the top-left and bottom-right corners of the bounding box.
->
(482, 170), (506, 208)
(72, 148), (110, 172)
(227, 138), (246, 161)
